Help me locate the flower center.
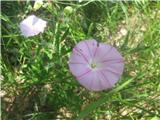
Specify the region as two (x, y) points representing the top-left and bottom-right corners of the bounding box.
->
(91, 63), (97, 69)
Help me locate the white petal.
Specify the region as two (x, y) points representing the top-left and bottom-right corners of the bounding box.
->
(19, 15), (47, 37)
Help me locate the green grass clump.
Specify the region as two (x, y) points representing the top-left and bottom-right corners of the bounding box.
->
(1, 1), (160, 120)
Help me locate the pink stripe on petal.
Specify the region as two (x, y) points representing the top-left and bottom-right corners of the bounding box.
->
(75, 41), (93, 61)
(101, 63), (124, 75)
(69, 64), (90, 77)
(101, 47), (123, 61)
(85, 40), (97, 58)
(99, 45), (113, 60)
(101, 68), (121, 76)
(100, 71), (112, 88)
(74, 47), (89, 63)
(77, 71), (93, 90)
(97, 71), (111, 90)
(78, 71), (103, 91)
(69, 62), (86, 65)
(102, 70), (120, 85)
(94, 71), (107, 91)
(94, 43), (111, 60)
(93, 45), (98, 57)
(89, 71), (103, 91)
(77, 69), (92, 79)
(84, 41), (92, 58)
(100, 59), (124, 63)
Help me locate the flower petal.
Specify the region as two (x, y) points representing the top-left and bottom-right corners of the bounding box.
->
(20, 23), (35, 37)
(69, 61), (90, 77)
(74, 40), (94, 63)
(68, 39), (124, 91)
(94, 43), (113, 61)
(33, 17), (47, 33)
(99, 44), (123, 62)
(19, 15), (47, 37)
(77, 71), (99, 91)
(101, 70), (120, 86)
(78, 71), (112, 91)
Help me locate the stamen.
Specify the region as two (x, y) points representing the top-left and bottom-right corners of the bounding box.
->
(91, 63), (97, 69)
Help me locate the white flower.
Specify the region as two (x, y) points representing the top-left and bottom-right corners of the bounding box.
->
(20, 15), (47, 37)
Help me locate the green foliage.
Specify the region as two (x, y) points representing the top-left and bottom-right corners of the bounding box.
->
(1, 1), (160, 120)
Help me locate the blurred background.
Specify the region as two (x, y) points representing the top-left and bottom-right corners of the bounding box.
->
(1, 1), (160, 120)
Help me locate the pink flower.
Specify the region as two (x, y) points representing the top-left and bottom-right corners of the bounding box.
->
(20, 15), (47, 37)
(69, 39), (124, 91)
